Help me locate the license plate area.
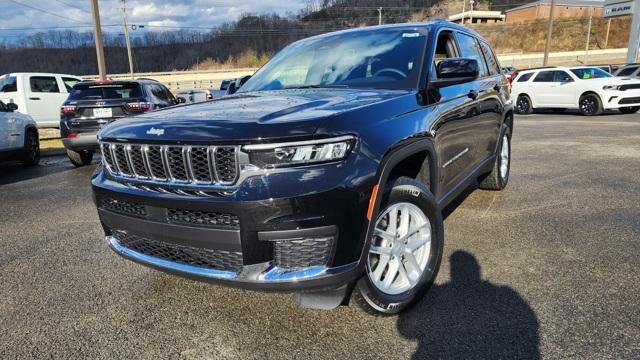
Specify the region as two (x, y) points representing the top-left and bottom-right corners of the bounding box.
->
(93, 108), (113, 118)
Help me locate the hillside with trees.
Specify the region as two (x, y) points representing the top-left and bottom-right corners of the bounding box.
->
(0, 0), (631, 76)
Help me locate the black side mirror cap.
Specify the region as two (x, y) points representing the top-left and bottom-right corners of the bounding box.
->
(6, 102), (18, 111)
(431, 58), (480, 88)
(176, 97), (187, 104)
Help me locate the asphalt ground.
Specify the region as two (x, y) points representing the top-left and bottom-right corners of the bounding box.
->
(1, 113), (639, 359)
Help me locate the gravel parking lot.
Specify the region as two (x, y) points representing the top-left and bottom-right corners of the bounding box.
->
(1, 113), (639, 359)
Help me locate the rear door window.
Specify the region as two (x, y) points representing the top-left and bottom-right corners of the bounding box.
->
(30, 76), (60, 93)
(455, 33), (488, 77)
(69, 83), (143, 100)
(533, 71), (555, 82)
(0, 76), (17, 92)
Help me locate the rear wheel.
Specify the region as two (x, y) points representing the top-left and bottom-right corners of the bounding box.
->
(20, 130), (40, 167)
(579, 93), (603, 116)
(479, 128), (511, 191)
(619, 106), (639, 114)
(67, 149), (94, 167)
(515, 95), (533, 115)
(353, 177), (443, 315)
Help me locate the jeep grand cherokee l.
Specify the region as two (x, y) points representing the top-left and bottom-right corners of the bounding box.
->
(61, 79), (179, 167)
(92, 20), (513, 315)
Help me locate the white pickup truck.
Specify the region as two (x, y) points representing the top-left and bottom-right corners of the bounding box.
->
(0, 72), (82, 128)
(0, 100), (40, 166)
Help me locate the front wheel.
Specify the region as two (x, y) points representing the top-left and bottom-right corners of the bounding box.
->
(353, 177), (444, 315)
(619, 106), (639, 114)
(579, 93), (603, 116)
(67, 149), (94, 167)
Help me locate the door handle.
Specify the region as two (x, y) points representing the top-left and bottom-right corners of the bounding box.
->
(468, 90), (478, 100)
(29, 97), (41, 100)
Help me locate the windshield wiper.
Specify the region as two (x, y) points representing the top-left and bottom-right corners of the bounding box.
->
(283, 84), (350, 90)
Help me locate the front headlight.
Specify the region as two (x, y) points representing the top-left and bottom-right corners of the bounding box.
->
(603, 85), (622, 91)
(243, 135), (356, 168)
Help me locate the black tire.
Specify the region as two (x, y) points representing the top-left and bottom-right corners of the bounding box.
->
(579, 93), (603, 116)
(67, 149), (94, 167)
(515, 95), (533, 115)
(619, 106), (639, 114)
(479, 127), (511, 191)
(20, 130), (40, 167)
(353, 177), (444, 316)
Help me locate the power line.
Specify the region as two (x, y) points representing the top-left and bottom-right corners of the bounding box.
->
(51, 0), (90, 13)
(5, 0), (89, 23)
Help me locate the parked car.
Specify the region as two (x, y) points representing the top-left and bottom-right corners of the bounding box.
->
(512, 66), (640, 115)
(614, 63), (640, 78)
(60, 79), (179, 167)
(176, 89), (208, 104)
(92, 20), (513, 315)
(0, 100), (40, 166)
(0, 72), (82, 128)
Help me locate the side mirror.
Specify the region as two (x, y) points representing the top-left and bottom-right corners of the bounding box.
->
(431, 58), (480, 88)
(219, 80), (231, 91)
(176, 96), (187, 104)
(6, 102), (18, 112)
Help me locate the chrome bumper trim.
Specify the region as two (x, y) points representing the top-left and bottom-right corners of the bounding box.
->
(107, 236), (358, 284)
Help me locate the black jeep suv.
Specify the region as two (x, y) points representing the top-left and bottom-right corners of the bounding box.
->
(92, 21), (513, 315)
(61, 79), (179, 167)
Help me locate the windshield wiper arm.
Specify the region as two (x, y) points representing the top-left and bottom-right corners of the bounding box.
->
(284, 84), (349, 89)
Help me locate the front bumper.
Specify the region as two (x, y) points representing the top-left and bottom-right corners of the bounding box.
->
(603, 89), (640, 109)
(92, 152), (377, 292)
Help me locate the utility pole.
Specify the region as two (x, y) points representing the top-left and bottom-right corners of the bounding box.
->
(122, 0), (134, 79)
(469, 0), (475, 24)
(462, 0), (466, 24)
(542, 0), (556, 66)
(90, 0), (106, 80)
(605, 18), (611, 48)
(585, 8), (593, 63)
(378, 7), (383, 25)
(626, 0), (640, 63)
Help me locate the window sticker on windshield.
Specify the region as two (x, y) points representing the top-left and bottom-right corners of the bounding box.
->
(403, 32), (420, 38)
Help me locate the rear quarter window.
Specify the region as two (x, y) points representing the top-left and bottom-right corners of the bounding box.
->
(0, 76), (17, 92)
(517, 73), (534, 82)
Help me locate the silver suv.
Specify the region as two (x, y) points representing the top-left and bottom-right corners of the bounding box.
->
(0, 101), (40, 166)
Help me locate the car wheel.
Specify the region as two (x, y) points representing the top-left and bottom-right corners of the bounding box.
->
(353, 177), (444, 315)
(479, 127), (511, 191)
(515, 95), (533, 115)
(619, 106), (639, 114)
(579, 93), (603, 116)
(20, 130), (40, 167)
(67, 149), (94, 167)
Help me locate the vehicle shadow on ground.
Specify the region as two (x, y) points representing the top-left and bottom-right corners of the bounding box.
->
(0, 156), (92, 186)
(397, 251), (540, 360)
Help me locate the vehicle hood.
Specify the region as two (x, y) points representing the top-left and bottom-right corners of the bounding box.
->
(597, 77), (640, 85)
(98, 88), (413, 142)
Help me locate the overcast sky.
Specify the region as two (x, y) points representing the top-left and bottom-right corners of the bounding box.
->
(0, 0), (308, 42)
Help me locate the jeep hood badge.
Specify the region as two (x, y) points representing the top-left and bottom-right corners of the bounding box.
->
(146, 127), (165, 136)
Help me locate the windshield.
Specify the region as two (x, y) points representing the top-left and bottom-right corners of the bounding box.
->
(69, 83), (143, 100)
(239, 28), (428, 92)
(570, 68), (612, 80)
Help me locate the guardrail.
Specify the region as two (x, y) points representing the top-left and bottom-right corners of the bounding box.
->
(84, 48), (630, 92)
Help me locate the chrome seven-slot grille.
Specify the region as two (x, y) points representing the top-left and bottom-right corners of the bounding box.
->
(100, 142), (239, 185)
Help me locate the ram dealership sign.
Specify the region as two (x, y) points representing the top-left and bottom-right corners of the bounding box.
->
(604, 0), (635, 17)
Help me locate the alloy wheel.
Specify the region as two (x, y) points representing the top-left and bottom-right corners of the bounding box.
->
(580, 96), (597, 115)
(516, 96), (530, 113)
(500, 134), (509, 179)
(367, 202), (432, 295)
